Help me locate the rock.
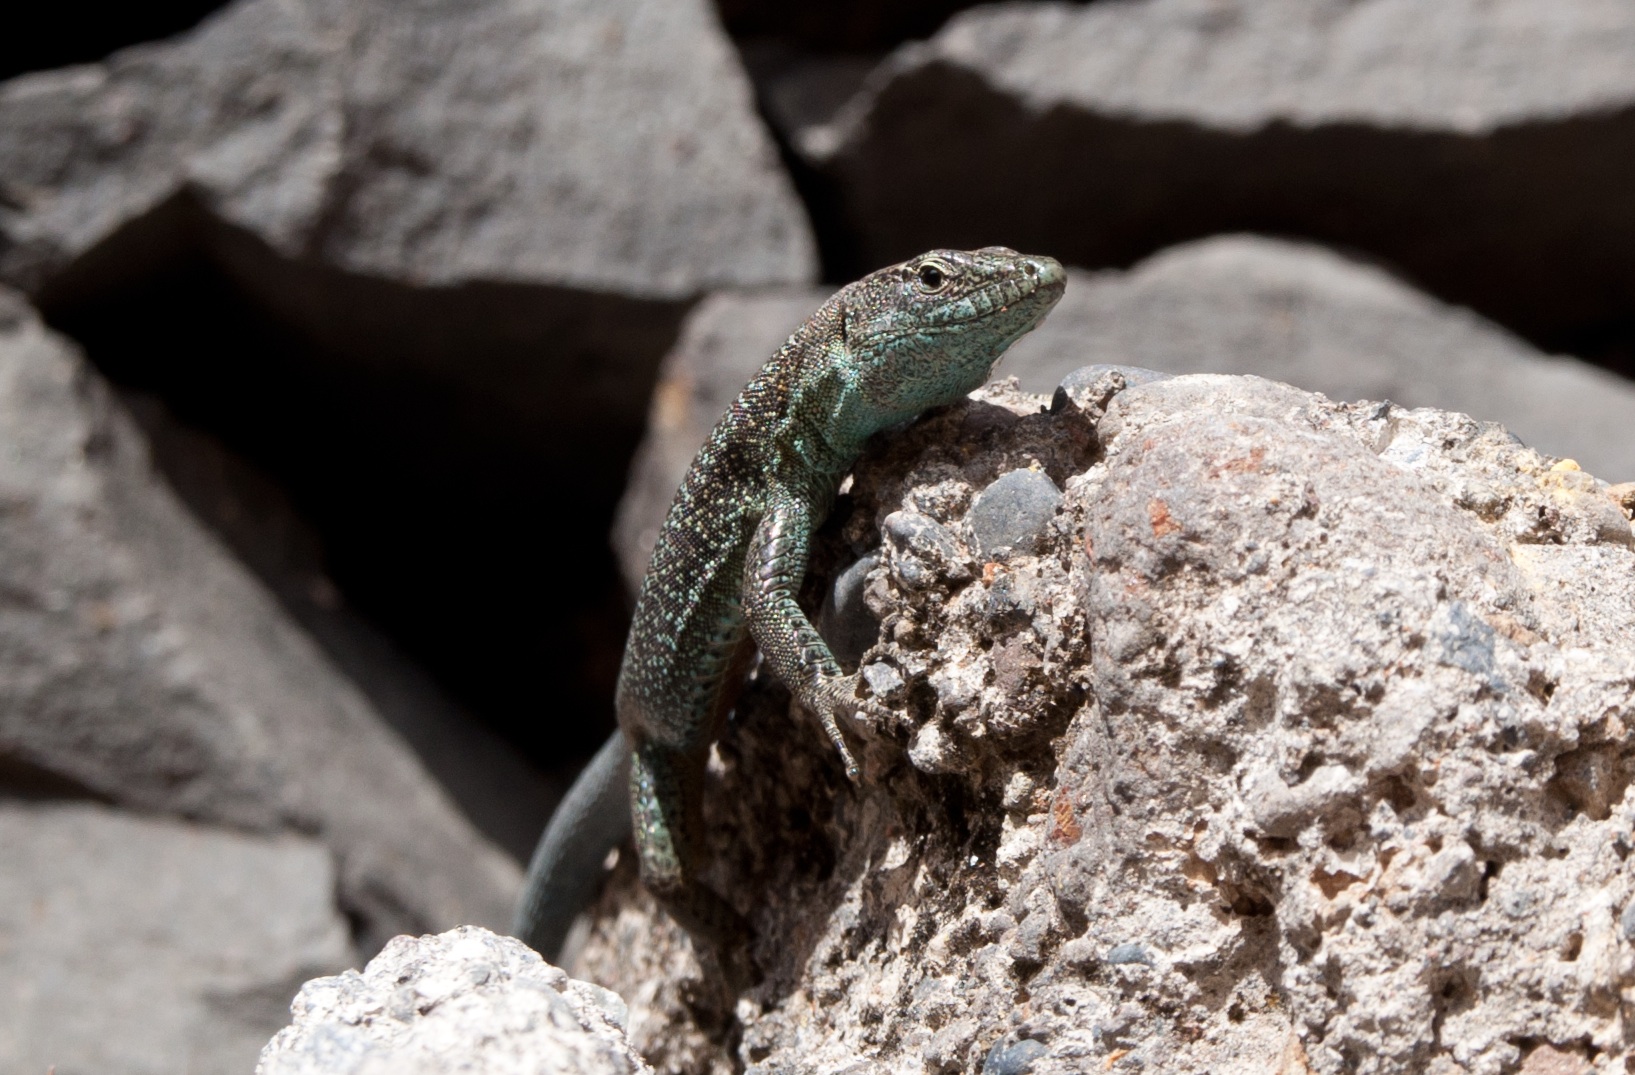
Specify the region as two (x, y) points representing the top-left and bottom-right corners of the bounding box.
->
(569, 371), (1635, 1074)
(817, 550), (883, 673)
(0, 287), (519, 949)
(121, 392), (559, 863)
(804, 0), (1635, 349)
(0, 0), (813, 299)
(257, 926), (653, 1075)
(1000, 236), (1635, 482)
(0, 800), (352, 1075)
(981, 1037), (1048, 1075)
(967, 468), (1062, 559)
(719, 1), (993, 55)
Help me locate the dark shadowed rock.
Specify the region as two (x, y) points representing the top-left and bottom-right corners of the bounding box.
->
(0, 0), (816, 775)
(802, 0), (1635, 352)
(0, 288), (519, 950)
(121, 393), (560, 863)
(0, 801), (352, 1075)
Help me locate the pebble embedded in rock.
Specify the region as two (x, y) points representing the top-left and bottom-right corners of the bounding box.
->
(981, 1037), (1048, 1075)
(967, 469), (1063, 559)
(907, 722), (955, 775)
(819, 551), (883, 671)
(1105, 942), (1153, 966)
(861, 661), (905, 698)
(884, 509), (970, 589)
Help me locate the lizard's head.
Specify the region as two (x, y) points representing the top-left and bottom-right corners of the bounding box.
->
(840, 246), (1065, 423)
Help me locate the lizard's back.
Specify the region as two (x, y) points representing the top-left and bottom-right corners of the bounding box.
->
(615, 305), (840, 755)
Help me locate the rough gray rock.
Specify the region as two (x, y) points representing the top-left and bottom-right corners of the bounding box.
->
(801, 0), (1635, 346)
(1001, 236), (1635, 483)
(123, 393), (559, 863)
(0, 800), (352, 1075)
(613, 237), (1635, 600)
(0, 0), (814, 298)
(570, 370), (1635, 1074)
(257, 926), (653, 1075)
(0, 286), (519, 949)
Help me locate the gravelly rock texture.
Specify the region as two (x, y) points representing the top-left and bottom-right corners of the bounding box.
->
(257, 926), (653, 1075)
(572, 370), (1635, 1074)
(615, 237), (1635, 598)
(0, 801), (352, 1075)
(803, 0), (1635, 349)
(0, 286), (519, 950)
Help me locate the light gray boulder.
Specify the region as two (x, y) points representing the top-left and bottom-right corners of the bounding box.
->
(800, 0), (1635, 345)
(0, 0), (814, 299)
(0, 287), (519, 949)
(0, 801), (352, 1075)
(572, 371), (1635, 1074)
(257, 926), (652, 1075)
(1000, 236), (1635, 483)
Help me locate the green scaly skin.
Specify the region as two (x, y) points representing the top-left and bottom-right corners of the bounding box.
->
(515, 247), (1065, 958)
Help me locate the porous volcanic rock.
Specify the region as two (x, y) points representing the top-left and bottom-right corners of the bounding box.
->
(571, 370), (1635, 1074)
(0, 286), (519, 949)
(256, 926), (653, 1075)
(0, 801), (352, 1075)
(803, 0), (1635, 350)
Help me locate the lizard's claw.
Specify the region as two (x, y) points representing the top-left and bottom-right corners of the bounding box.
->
(811, 674), (889, 783)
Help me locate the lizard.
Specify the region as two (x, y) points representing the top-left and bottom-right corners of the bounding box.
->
(514, 247), (1066, 960)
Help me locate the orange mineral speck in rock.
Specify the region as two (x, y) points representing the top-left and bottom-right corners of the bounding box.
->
(1210, 445), (1267, 477)
(1050, 788), (1082, 844)
(1148, 498), (1180, 537)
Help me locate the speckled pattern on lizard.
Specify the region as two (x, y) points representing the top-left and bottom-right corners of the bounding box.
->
(514, 247), (1066, 960)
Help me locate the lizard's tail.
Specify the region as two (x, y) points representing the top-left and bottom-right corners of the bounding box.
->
(512, 728), (632, 961)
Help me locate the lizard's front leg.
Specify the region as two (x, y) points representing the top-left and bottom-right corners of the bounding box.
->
(742, 498), (887, 780)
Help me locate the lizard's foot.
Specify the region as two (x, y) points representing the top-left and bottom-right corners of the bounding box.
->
(811, 673), (890, 782)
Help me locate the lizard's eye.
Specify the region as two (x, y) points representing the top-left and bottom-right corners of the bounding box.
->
(916, 262), (947, 292)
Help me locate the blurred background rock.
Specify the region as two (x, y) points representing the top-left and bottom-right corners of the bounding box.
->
(2, 1), (1633, 1071)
